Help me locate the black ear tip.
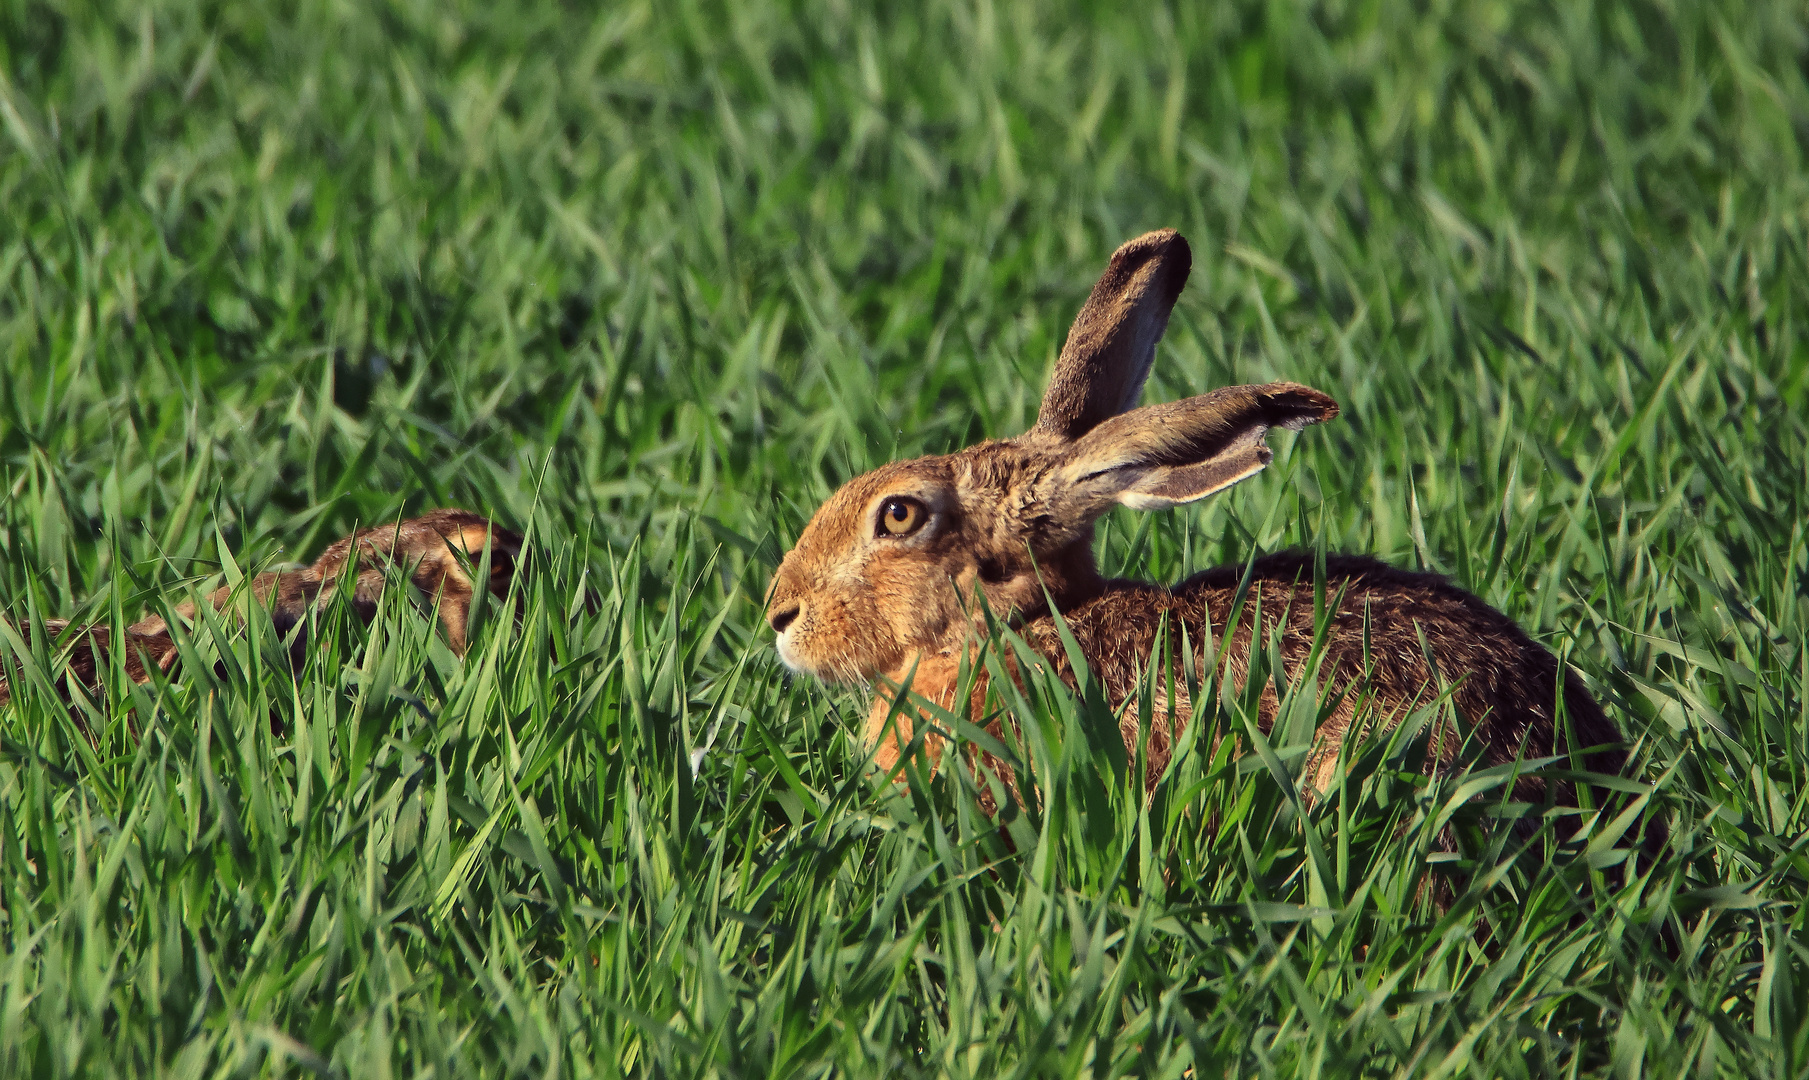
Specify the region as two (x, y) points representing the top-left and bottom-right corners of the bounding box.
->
(1102, 230), (1192, 312)
(1114, 228), (1192, 271)
(1259, 382), (1341, 429)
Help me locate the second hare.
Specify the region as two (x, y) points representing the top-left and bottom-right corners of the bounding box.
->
(767, 229), (1626, 813)
(1, 509), (521, 709)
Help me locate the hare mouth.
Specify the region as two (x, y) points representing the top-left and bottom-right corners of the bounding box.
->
(773, 629), (809, 674)
(774, 629), (880, 685)
(773, 628), (834, 679)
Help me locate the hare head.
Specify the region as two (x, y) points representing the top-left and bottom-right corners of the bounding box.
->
(767, 230), (1338, 683)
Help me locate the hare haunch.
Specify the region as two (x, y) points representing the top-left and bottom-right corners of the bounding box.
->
(0, 509), (521, 708)
(766, 229), (1626, 811)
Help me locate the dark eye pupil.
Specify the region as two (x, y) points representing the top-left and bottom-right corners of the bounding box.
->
(890, 503), (907, 520)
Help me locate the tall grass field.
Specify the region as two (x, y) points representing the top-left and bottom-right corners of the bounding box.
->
(2, 0), (1807, 1075)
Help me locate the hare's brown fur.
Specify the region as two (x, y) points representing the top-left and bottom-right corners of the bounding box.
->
(1008, 555), (1618, 799)
(1, 509), (522, 708)
(769, 229), (1628, 816)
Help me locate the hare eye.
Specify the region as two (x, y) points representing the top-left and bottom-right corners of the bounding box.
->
(877, 496), (927, 538)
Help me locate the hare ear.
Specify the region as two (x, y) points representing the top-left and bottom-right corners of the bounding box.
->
(1035, 230), (1193, 440)
(1048, 383), (1339, 517)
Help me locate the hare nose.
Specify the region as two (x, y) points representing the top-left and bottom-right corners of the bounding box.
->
(768, 602), (801, 634)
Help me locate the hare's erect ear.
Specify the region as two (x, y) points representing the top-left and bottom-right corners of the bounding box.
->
(1035, 230), (1192, 440)
(1048, 383), (1339, 519)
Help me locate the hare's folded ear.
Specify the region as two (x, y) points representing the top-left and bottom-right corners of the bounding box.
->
(1035, 230), (1192, 440)
(1048, 383), (1339, 518)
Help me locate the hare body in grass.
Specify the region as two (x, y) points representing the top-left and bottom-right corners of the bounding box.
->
(1, 509), (521, 708)
(766, 229), (1626, 810)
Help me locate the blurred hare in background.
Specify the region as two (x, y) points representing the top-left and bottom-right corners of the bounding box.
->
(0, 509), (521, 709)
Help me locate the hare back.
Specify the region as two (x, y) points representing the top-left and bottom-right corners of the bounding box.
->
(0, 622), (176, 708)
(1015, 553), (1624, 801)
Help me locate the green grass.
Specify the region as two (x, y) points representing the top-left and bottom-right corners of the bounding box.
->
(1, 0), (1806, 1074)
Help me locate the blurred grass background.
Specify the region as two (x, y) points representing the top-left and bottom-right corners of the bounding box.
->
(1, 0), (1806, 1075)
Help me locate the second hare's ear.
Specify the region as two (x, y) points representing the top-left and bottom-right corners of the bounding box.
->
(1035, 230), (1193, 440)
(1048, 383), (1339, 518)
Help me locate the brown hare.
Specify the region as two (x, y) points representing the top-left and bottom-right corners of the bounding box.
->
(0, 509), (521, 708)
(766, 229), (1626, 815)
